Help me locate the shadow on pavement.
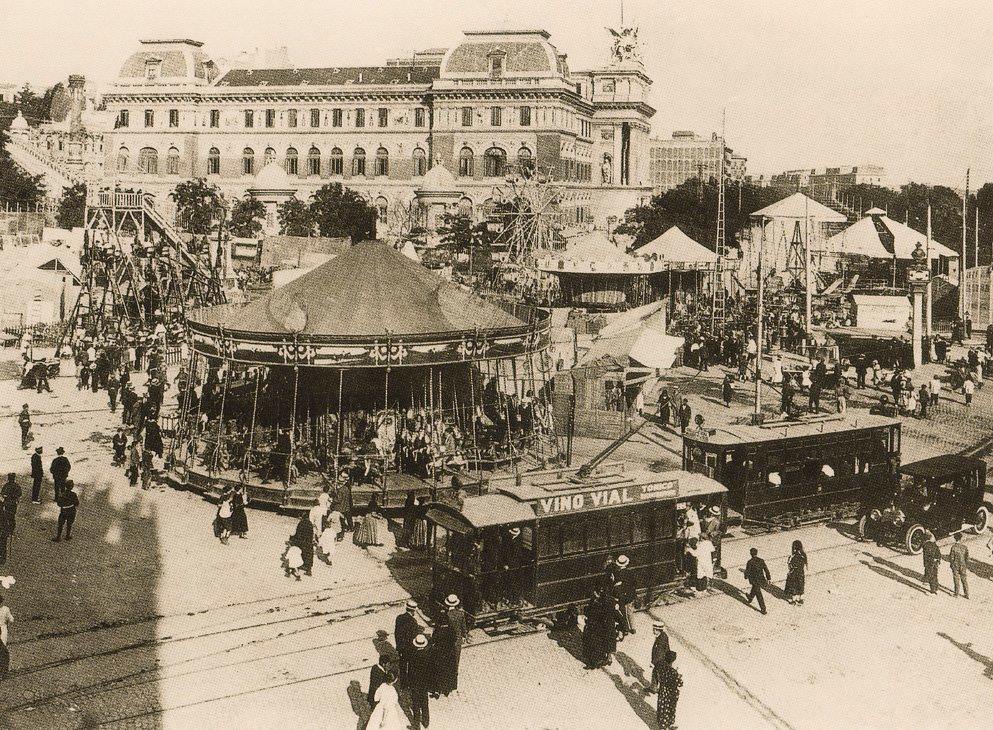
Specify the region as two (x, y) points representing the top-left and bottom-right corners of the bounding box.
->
(860, 557), (930, 594)
(937, 632), (993, 679)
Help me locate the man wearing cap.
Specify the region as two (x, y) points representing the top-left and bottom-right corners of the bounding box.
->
(394, 601), (420, 686)
(366, 653), (391, 709)
(500, 526), (527, 606)
(407, 633), (433, 730)
(17, 405), (31, 450)
(30, 446), (44, 504)
(744, 547), (771, 615)
(50, 448), (71, 500)
(922, 531), (942, 594)
(612, 555), (637, 637)
(648, 621), (672, 692)
(53, 480), (79, 542)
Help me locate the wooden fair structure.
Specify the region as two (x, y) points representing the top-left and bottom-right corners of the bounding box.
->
(60, 189), (225, 351)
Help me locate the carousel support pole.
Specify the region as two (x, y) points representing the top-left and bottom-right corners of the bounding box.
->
(428, 365), (436, 481)
(244, 367), (261, 477)
(286, 362), (301, 499)
(336, 368), (344, 502)
(168, 344), (197, 468)
(468, 360), (479, 470)
(496, 357), (515, 463)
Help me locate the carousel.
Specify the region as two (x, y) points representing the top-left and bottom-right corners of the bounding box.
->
(173, 241), (556, 512)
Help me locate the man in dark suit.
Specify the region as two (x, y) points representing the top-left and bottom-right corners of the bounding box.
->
(50, 448), (71, 500)
(408, 633), (433, 730)
(648, 620), (671, 692)
(744, 547), (771, 614)
(366, 654), (391, 708)
(393, 600), (420, 685)
(30, 447), (43, 504)
(922, 531), (941, 594)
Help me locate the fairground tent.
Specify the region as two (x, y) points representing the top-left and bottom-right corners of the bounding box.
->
(825, 212), (959, 261)
(636, 226), (718, 265)
(749, 192), (849, 223)
(579, 301), (683, 372)
(537, 230), (640, 274)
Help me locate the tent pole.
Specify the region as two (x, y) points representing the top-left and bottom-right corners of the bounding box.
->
(245, 367), (261, 477)
(212, 351), (231, 474)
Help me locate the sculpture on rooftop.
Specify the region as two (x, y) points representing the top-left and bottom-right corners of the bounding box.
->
(607, 26), (641, 64)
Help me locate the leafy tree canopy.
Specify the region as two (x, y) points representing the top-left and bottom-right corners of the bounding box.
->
(308, 183), (376, 242)
(229, 195), (266, 238)
(56, 182), (87, 229)
(170, 178), (223, 235)
(278, 196), (315, 237)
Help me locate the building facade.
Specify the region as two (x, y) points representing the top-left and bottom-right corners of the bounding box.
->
(647, 131), (745, 193)
(99, 31), (655, 233)
(770, 165), (885, 195)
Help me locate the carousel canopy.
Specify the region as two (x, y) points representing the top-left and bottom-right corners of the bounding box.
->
(750, 192), (848, 222)
(825, 213), (958, 261)
(536, 231), (656, 274)
(635, 226), (718, 266)
(220, 240), (525, 337)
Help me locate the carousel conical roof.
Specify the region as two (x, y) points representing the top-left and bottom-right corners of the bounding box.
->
(223, 240), (525, 337)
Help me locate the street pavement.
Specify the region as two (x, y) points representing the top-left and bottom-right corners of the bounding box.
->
(0, 347), (991, 729)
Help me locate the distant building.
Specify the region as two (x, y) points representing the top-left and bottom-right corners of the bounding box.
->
(647, 131), (743, 193)
(0, 82), (16, 104)
(770, 165), (886, 198)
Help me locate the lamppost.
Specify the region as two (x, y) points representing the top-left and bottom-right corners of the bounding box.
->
(907, 241), (930, 369)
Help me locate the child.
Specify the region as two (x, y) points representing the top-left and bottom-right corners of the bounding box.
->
(964, 377), (975, 406)
(722, 375), (734, 408)
(284, 544), (304, 580)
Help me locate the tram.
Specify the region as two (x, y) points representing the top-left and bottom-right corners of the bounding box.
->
(425, 461), (727, 625)
(682, 414), (901, 526)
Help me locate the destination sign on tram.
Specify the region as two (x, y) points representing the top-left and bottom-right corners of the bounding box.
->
(534, 479), (679, 516)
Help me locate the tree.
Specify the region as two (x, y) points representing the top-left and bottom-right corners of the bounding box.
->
(309, 183), (377, 242)
(56, 182), (87, 229)
(229, 196), (266, 238)
(438, 211), (494, 278)
(170, 178), (222, 235)
(277, 196), (315, 237)
(0, 130), (45, 204)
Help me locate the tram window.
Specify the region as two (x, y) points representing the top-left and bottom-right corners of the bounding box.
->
(654, 504), (676, 539)
(520, 526), (535, 552)
(434, 527), (450, 566)
(586, 517), (608, 551)
(610, 512), (632, 547)
(562, 522), (585, 556)
(631, 509), (654, 544)
(537, 523), (560, 559)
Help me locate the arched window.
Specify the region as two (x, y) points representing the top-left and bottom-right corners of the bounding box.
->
(285, 147), (299, 175)
(329, 147), (343, 176)
(459, 147), (474, 177)
(264, 147), (276, 165)
(484, 147), (506, 177)
(307, 146), (321, 176)
(458, 196), (474, 216)
(375, 147), (389, 176)
(517, 146), (534, 175)
(243, 147), (255, 175)
(352, 147), (366, 176)
(166, 146), (181, 175)
(138, 147), (158, 174)
(116, 147), (130, 172)
(375, 196), (389, 223)
(412, 148), (427, 177)
(207, 147), (220, 175)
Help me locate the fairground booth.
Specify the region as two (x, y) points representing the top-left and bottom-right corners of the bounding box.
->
(174, 241), (556, 512)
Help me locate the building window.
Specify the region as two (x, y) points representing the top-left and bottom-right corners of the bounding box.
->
(138, 147), (158, 174)
(308, 147), (321, 176)
(489, 53), (504, 79)
(352, 147), (366, 176)
(332, 109), (343, 127)
(375, 196), (388, 224)
(458, 197), (473, 215)
(145, 62), (160, 81)
(490, 107), (502, 127)
(378, 108), (388, 127)
(375, 147), (389, 176)
(244, 110), (254, 128)
(330, 147), (343, 175)
(459, 147), (474, 177)
(243, 147), (255, 175)
(169, 109), (179, 128)
(209, 109), (220, 128)
(518, 147), (533, 174)
(287, 109), (298, 128)
(412, 148), (426, 176)
(207, 147), (220, 175)
(414, 108), (426, 128)
(116, 110), (130, 128)
(265, 109), (275, 128)
(461, 107), (473, 127)
(166, 147), (180, 175)
(116, 147), (129, 172)
(143, 109), (154, 128)
(310, 108), (320, 128)
(285, 147), (299, 175)
(355, 109), (365, 128)
(264, 147), (276, 165)
(484, 147), (506, 177)
(520, 106), (531, 126)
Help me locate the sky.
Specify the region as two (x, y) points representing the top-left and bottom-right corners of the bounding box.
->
(2, 0), (992, 189)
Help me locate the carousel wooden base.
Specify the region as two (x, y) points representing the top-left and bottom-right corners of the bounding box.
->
(179, 464), (482, 515)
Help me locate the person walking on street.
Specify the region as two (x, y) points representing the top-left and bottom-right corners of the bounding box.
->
(648, 620), (671, 693)
(785, 540), (807, 605)
(611, 554), (637, 636)
(394, 601), (420, 685)
(654, 649), (682, 730)
(50, 447), (70, 500)
(366, 654), (391, 709)
(106, 371), (120, 413)
(366, 671), (405, 730)
(964, 377), (975, 407)
(17, 405), (31, 450)
(678, 399), (691, 435)
(949, 532), (970, 599)
(408, 633), (433, 730)
(0, 594), (13, 682)
(111, 429), (127, 466)
(722, 374), (734, 408)
(30, 447), (43, 503)
(744, 547), (771, 614)
(53, 480), (79, 542)
(922, 531), (941, 594)
(431, 613), (460, 697)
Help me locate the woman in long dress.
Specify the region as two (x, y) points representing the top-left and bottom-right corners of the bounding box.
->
(655, 650), (682, 730)
(229, 484), (249, 538)
(366, 673), (406, 730)
(410, 496), (429, 550)
(785, 539), (807, 605)
(355, 494), (383, 547)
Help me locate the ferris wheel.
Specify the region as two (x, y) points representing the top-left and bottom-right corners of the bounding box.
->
(489, 164), (564, 263)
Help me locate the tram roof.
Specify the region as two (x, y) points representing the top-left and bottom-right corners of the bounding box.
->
(684, 413), (900, 447)
(207, 240), (528, 338)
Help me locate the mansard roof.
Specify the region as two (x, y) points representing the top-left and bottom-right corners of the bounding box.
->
(215, 66), (440, 88)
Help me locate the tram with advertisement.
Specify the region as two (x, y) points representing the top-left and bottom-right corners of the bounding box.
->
(682, 414), (901, 527)
(425, 461), (727, 625)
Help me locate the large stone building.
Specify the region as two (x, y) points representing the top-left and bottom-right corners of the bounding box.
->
(770, 165), (885, 197)
(647, 131), (745, 194)
(99, 30), (655, 233)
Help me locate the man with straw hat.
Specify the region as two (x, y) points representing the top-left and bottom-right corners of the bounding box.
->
(407, 633), (433, 730)
(393, 600), (420, 686)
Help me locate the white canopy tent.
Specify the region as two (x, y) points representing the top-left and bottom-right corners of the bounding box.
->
(636, 226), (718, 268)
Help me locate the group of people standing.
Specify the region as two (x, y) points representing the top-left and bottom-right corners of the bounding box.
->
(581, 554), (640, 670)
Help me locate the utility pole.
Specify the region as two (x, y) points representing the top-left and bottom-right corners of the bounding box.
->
(804, 195), (812, 335)
(926, 203), (933, 339)
(754, 216), (765, 422)
(961, 168), (969, 319)
(710, 110), (728, 332)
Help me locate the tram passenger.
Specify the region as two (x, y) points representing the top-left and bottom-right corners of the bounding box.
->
(610, 555), (637, 637)
(499, 526), (528, 607)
